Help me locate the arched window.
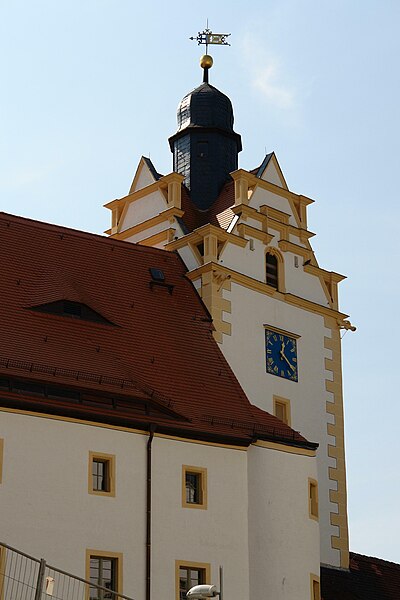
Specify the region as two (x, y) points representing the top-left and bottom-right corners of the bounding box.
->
(266, 252), (278, 288)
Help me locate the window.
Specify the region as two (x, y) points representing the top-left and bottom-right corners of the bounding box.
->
(310, 575), (320, 600)
(175, 561), (210, 600)
(182, 466), (207, 509)
(89, 453), (115, 496)
(86, 552), (122, 600)
(309, 479), (319, 520)
(266, 253), (278, 288)
(273, 396), (291, 426)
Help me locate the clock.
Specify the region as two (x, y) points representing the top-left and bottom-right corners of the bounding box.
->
(265, 328), (298, 382)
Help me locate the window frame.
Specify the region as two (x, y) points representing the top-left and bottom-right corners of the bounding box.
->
(265, 248), (286, 293)
(310, 574), (320, 600)
(308, 478), (319, 521)
(182, 465), (207, 510)
(175, 561), (211, 600)
(88, 452), (115, 497)
(273, 396), (291, 426)
(86, 550), (122, 600)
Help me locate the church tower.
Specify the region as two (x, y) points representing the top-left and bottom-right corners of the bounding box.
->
(105, 49), (352, 571)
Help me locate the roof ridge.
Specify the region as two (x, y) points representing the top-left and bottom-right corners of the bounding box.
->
(0, 212), (175, 258)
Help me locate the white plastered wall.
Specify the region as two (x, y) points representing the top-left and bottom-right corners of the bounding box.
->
(120, 190), (167, 232)
(248, 445), (320, 600)
(220, 282), (340, 567)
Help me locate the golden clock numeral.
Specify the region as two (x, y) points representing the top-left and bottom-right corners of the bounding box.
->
(292, 357), (297, 362)
(281, 370), (285, 376)
(267, 349), (272, 354)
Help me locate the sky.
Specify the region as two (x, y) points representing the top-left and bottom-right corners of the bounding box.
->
(1, 0), (400, 563)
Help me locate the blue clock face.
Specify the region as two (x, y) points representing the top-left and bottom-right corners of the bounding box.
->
(265, 329), (298, 382)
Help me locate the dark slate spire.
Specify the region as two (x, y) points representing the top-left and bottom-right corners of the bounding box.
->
(168, 55), (242, 211)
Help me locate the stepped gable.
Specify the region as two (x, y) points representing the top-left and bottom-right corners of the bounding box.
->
(0, 212), (315, 448)
(321, 553), (400, 599)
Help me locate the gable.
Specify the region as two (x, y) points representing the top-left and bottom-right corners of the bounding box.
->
(129, 157), (160, 194)
(257, 153), (288, 189)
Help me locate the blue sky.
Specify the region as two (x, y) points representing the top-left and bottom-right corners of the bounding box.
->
(1, 1), (399, 562)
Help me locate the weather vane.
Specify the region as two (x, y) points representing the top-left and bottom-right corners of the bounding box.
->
(190, 22), (231, 55)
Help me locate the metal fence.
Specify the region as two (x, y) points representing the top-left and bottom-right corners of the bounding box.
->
(0, 542), (135, 600)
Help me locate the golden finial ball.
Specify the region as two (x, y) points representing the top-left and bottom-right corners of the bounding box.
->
(200, 54), (213, 69)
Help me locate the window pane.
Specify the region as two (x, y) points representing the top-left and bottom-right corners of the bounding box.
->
(186, 472), (200, 503)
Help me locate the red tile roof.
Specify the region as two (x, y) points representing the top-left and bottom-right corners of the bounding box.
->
(180, 180), (235, 232)
(321, 553), (400, 600)
(0, 212), (314, 448)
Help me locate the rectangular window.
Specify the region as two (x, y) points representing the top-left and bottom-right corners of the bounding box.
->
(175, 561), (210, 600)
(182, 466), (207, 509)
(86, 551), (122, 600)
(89, 453), (115, 496)
(273, 396), (291, 426)
(310, 575), (320, 600)
(309, 479), (319, 520)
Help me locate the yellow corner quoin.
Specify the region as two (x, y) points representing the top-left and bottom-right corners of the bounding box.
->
(88, 451), (116, 497)
(182, 465), (208, 510)
(324, 315), (349, 568)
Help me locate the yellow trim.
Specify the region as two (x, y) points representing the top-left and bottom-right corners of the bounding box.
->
(310, 574), (320, 600)
(86, 549), (123, 597)
(252, 439), (316, 457)
(308, 478), (319, 521)
(263, 324), (300, 339)
(128, 157), (158, 195)
(185, 262), (349, 321)
(0, 407), (247, 451)
(166, 223), (248, 252)
(260, 204), (290, 225)
(182, 465), (208, 509)
(0, 439), (3, 484)
(236, 223), (274, 245)
(109, 208), (184, 241)
(175, 560), (211, 600)
(273, 396), (291, 426)
(139, 228), (176, 247)
(278, 239), (314, 262)
(88, 452), (116, 497)
(324, 316), (349, 568)
(304, 264), (346, 311)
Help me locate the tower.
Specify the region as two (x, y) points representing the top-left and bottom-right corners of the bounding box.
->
(105, 51), (351, 570)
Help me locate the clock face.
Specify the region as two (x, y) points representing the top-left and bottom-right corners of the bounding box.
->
(265, 329), (298, 382)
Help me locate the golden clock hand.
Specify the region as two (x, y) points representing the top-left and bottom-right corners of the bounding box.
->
(280, 351), (295, 371)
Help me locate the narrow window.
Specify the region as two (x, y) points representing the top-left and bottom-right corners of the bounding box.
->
(310, 576), (320, 600)
(88, 554), (121, 600)
(175, 562), (210, 600)
(89, 453), (115, 497)
(182, 466), (207, 509)
(309, 479), (319, 520)
(273, 397), (291, 426)
(266, 253), (278, 288)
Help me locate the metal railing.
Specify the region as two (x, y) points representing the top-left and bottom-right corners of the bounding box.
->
(0, 542), (135, 600)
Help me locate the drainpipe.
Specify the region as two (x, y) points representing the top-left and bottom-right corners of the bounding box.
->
(146, 425), (156, 600)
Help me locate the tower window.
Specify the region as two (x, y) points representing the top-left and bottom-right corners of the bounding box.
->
(266, 253), (278, 288)
(89, 452), (115, 496)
